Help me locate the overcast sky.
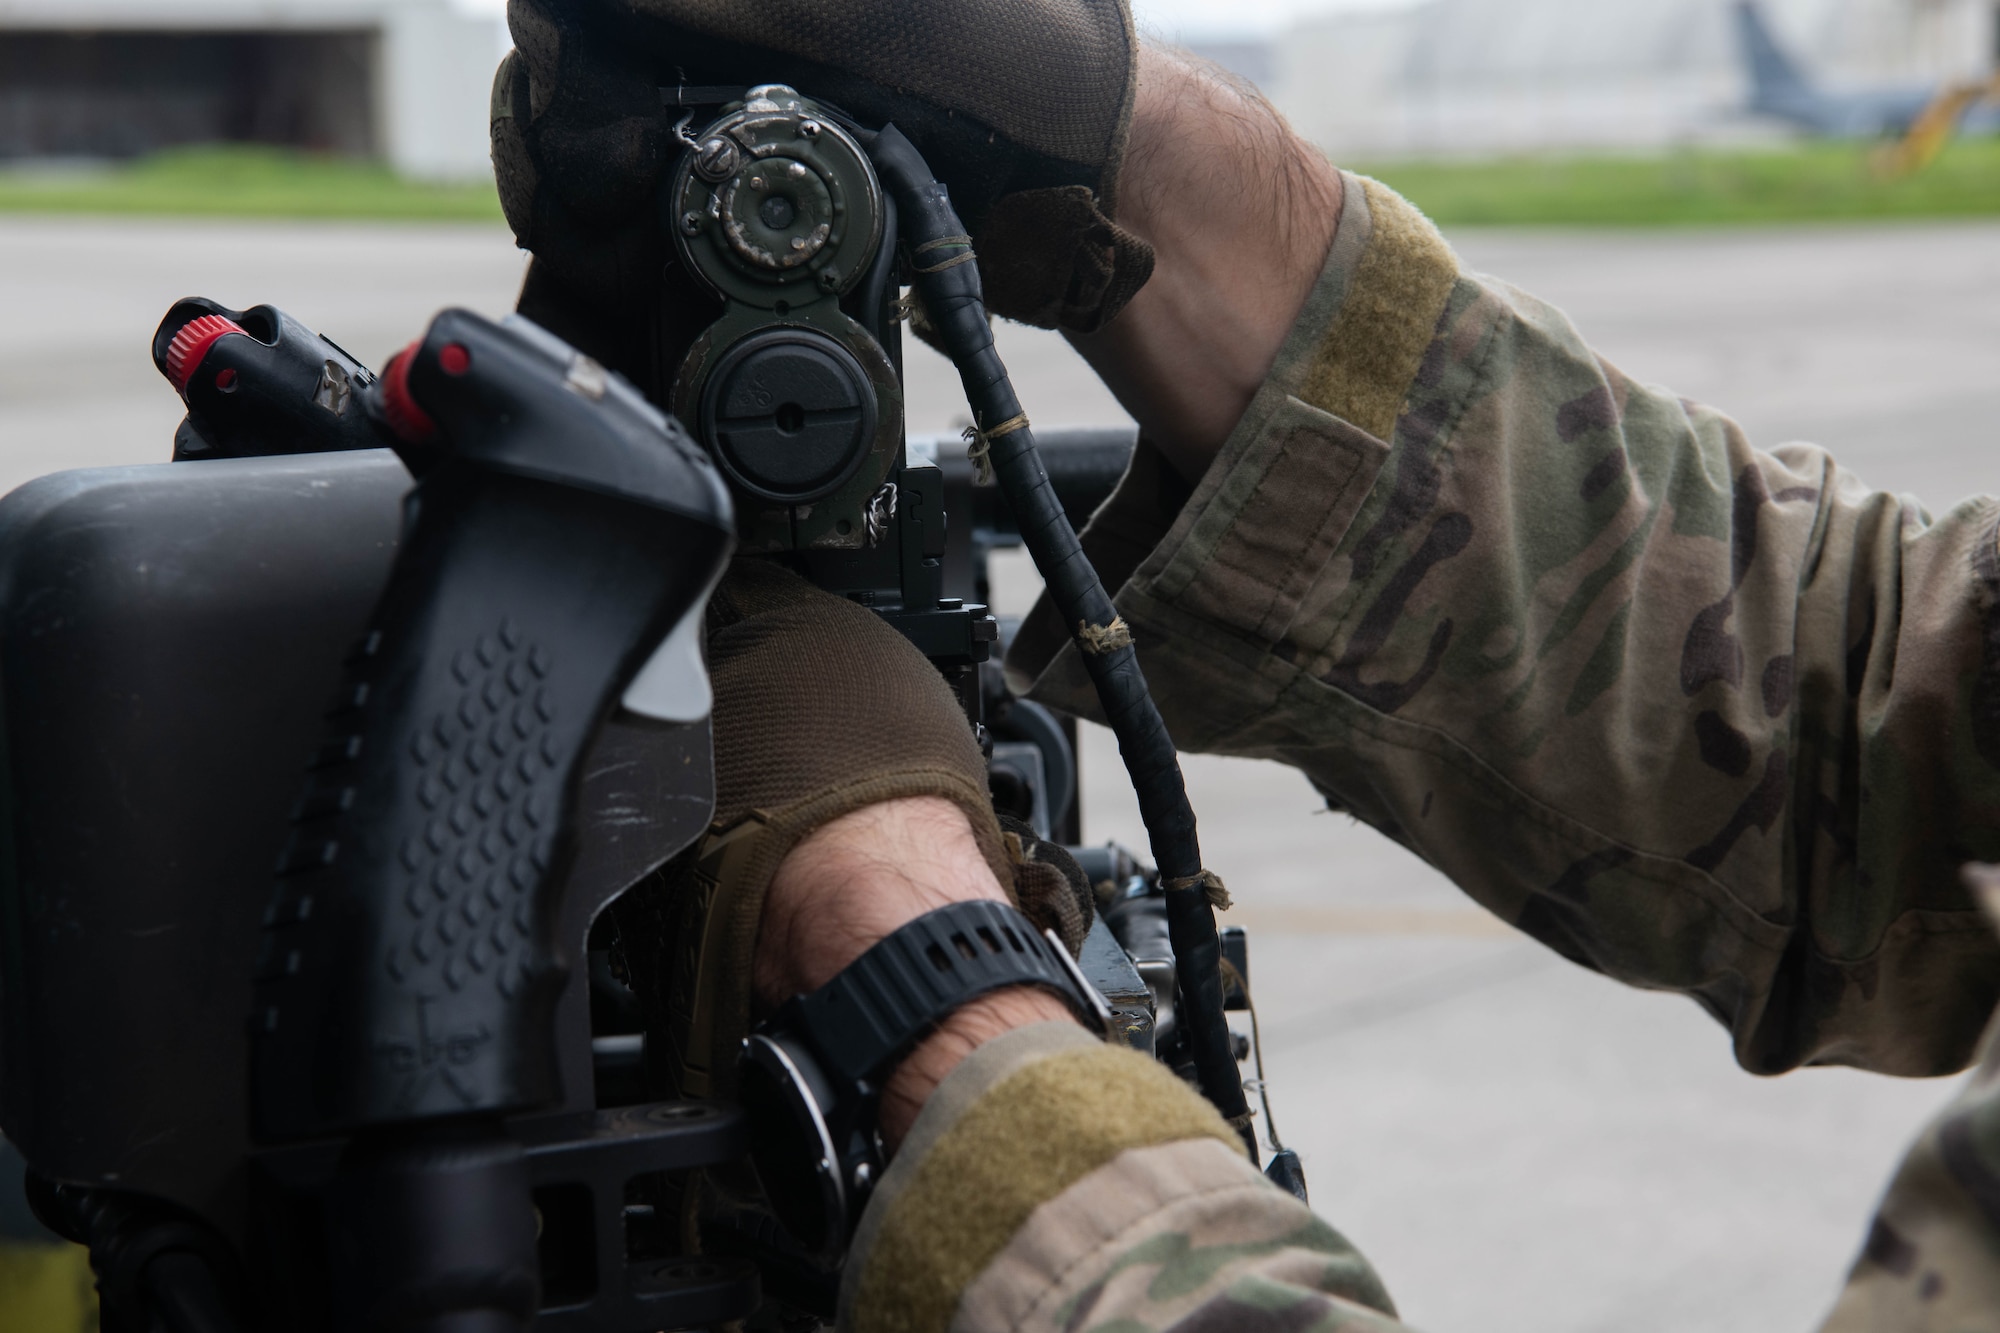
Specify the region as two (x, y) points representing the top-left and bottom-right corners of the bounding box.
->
(448, 0), (1420, 41)
(1132, 0), (1416, 38)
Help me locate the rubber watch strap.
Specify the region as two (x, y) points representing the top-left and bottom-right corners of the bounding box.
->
(740, 900), (1107, 1264)
(778, 899), (1107, 1088)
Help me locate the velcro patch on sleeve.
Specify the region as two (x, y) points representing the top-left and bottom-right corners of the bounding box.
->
(1299, 179), (1461, 444)
(848, 1041), (1246, 1333)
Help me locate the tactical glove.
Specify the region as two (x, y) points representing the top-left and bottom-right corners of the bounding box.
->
(999, 813), (1096, 958)
(490, 0), (1151, 345)
(609, 558), (1092, 1104)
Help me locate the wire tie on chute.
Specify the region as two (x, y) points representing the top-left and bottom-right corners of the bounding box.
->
(1164, 867), (1232, 911)
(961, 428), (992, 486)
(913, 234), (977, 274)
(914, 251), (978, 274)
(961, 413), (1027, 487)
(1076, 615), (1133, 656)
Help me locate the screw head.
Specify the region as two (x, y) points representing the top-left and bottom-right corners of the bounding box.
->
(798, 119), (822, 139)
(692, 136), (741, 183)
(681, 211), (704, 236)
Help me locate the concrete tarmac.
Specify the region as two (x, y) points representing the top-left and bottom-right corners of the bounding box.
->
(4, 214), (1995, 1331)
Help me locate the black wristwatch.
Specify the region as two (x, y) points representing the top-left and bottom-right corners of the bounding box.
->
(738, 898), (1110, 1261)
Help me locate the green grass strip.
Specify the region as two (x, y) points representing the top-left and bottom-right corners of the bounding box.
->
(0, 145), (505, 223)
(1354, 137), (2000, 227)
(6, 137), (2000, 229)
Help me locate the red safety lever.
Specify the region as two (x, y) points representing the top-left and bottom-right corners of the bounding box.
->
(162, 313), (247, 399)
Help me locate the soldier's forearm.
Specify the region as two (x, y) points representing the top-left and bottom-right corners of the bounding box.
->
(756, 796), (1077, 1150)
(1067, 44), (1341, 486)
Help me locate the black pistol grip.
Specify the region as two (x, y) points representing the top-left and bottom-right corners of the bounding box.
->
(251, 310), (732, 1142)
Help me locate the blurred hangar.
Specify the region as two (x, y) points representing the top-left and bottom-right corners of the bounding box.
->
(1257, 0), (2000, 157)
(0, 0), (502, 179)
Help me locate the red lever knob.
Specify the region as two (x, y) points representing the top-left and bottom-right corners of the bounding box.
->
(163, 313), (247, 397)
(378, 343), (438, 445)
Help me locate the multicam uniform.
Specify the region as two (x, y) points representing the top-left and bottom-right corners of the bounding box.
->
(835, 174), (2000, 1331)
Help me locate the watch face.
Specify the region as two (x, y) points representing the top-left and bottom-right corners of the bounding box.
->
(739, 1033), (847, 1262)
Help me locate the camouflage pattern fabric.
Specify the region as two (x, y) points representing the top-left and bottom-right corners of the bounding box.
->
(1819, 868), (2000, 1328)
(1011, 171), (2000, 1080)
(841, 1021), (1402, 1333)
(950, 1137), (1401, 1333)
(840, 1023), (1259, 1333)
(958, 170), (2000, 1330)
(864, 977), (2000, 1333)
(976, 166), (2000, 1328)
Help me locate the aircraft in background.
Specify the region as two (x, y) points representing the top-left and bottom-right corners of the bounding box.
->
(1734, 0), (2000, 138)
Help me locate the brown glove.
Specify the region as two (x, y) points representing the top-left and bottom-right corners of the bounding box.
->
(490, 0), (1152, 350)
(610, 559), (1089, 1103)
(999, 813), (1095, 960)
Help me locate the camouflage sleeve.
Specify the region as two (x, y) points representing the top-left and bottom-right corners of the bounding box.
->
(840, 1021), (1406, 1333)
(1821, 873), (2000, 1327)
(1009, 172), (2000, 1078)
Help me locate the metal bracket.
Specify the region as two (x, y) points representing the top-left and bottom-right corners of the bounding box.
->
(521, 1102), (760, 1331)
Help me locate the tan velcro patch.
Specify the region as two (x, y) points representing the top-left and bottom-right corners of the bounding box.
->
(1299, 179), (1460, 444)
(849, 1044), (1246, 1333)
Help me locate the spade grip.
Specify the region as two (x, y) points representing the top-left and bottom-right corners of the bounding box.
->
(251, 310), (732, 1142)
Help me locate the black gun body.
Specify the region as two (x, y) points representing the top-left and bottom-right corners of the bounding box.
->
(0, 452), (407, 1228)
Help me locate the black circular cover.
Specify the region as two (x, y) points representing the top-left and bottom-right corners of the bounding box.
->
(699, 328), (878, 505)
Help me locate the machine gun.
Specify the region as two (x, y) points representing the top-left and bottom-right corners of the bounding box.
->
(0, 86), (1296, 1331)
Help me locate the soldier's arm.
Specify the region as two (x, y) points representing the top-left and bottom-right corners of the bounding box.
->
(763, 724), (2000, 1333)
(1013, 46), (2000, 1077)
(764, 798), (1412, 1333)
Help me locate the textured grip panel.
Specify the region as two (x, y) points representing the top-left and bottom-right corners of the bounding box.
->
(251, 309), (732, 1142)
(387, 618), (558, 1002)
(254, 480), (720, 1138)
